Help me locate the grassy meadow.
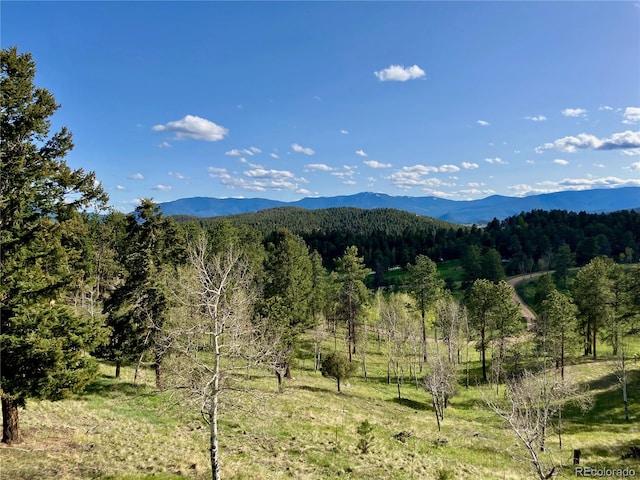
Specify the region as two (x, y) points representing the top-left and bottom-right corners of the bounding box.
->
(2, 326), (639, 480)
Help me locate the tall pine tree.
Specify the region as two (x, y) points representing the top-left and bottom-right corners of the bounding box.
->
(1, 47), (108, 443)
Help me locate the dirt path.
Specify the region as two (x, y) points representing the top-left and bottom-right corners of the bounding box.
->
(507, 271), (551, 330)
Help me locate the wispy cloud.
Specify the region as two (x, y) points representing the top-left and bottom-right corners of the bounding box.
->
(462, 162), (479, 169)
(153, 115), (228, 142)
(153, 184), (172, 191)
(340, 129), (349, 135)
(291, 143), (315, 155)
(553, 159), (569, 166)
(363, 160), (391, 169)
(168, 171), (187, 179)
(439, 164), (460, 172)
(622, 107), (640, 124)
(305, 163), (334, 172)
(599, 105), (614, 111)
(129, 173), (144, 180)
(355, 149), (368, 157)
(331, 165), (358, 179)
(477, 120), (490, 126)
(630, 162), (640, 171)
(536, 130), (640, 153)
(374, 64), (425, 82)
(244, 168), (295, 180)
(561, 108), (587, 118)
(226, 148), (259, 156)
(524, 115), (547, 122)
(115, 185), (126, 190)
(158, 141), (172, 148)
(485, 157), (508, 165)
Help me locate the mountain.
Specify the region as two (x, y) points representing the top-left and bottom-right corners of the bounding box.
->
(158, 187), (640, 224)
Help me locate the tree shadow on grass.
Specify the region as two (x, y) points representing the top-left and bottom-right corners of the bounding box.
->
(562, 368), (639, 434)
(82, 374), (150, 398)
(390, 396), (431, 411)
(291, 384), (334, 395)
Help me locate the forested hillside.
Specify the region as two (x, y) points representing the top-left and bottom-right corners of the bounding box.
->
(173, 206), (453, 236)
(175, 207), (640, 276)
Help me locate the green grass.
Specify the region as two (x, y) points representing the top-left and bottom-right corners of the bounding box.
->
(2, 330), (639, 480)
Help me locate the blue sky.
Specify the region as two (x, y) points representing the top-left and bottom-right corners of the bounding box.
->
(3, 1), (640, 211)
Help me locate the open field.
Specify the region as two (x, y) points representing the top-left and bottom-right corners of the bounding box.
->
(2, 331), (639, 480)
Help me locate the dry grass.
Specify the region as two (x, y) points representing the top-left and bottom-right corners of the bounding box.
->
(2, 339), (639, 480)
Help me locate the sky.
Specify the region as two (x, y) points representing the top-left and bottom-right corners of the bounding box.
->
(3, 1), (640, 211)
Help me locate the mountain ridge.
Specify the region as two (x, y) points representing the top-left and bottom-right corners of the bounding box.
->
(158, 187), (640, 224)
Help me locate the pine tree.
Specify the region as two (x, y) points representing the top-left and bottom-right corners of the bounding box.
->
(1, 47), (108, 443)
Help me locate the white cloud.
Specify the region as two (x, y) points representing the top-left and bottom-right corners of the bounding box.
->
(630, 162), (640, 171)
(305, 163), (333, 172)
(129, 173), (144, 180)
(153, 184), (172, 191)
(363, 160), (391, 168)
(291, 143), (315, 155)
(485, 157), (508, 165)
(340, 129), (349, 135)
(244, 168), (295, 179)
(561, 108), (587, 118)
(158, 141), (172, 148)
(168, 171), (187, 179)
(388, 164), (439, 189)
(226, 149), (251, 156)
(622, 107), (640, 124)
(331, 166), (358, 179)
(153, 115), (228, 142)
(599, 105), (614, 111)
(592, 163), (605, 168)
(462, 162), (479, 169)
(477, 120), (490, 126)
(553, 159), (569, 166)
(209, 166), (308, 193)
(355, 149), (368, 157)
(622, 148), (640, 156)
(439, 164), (460, 172)
(115, 185), (125, 190)
(524, 115), (547, 122)
(556, 176), (640, 188)
(374, 64), (425, 82)
(343, 180), (357, 185)
(536, 130), (640, 153)
(207, 167), (229, 176)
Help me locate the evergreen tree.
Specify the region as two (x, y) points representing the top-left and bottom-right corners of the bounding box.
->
(553, 244), (575, 289)
(480, 248), (505, 283)
(573, 257), (615, 359)
(1, 47), (108, 443)
(101, 199), (185, 388)
(334, 246), (371, 362)
(260, 229), (314, 389)
(406, 254), (443, 363)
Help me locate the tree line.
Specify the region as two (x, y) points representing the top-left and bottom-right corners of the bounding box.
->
(177, 205), (640, 282)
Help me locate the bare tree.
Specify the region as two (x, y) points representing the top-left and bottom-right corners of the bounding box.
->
(485, 370), (592, 480)
(163, 235), (276, 480)
(423, 355), (457, 432)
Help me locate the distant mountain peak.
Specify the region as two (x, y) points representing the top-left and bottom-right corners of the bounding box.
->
(159, 187), (640, 225)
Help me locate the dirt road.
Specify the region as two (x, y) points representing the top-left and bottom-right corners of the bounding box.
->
(507, 271), (551, 330)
